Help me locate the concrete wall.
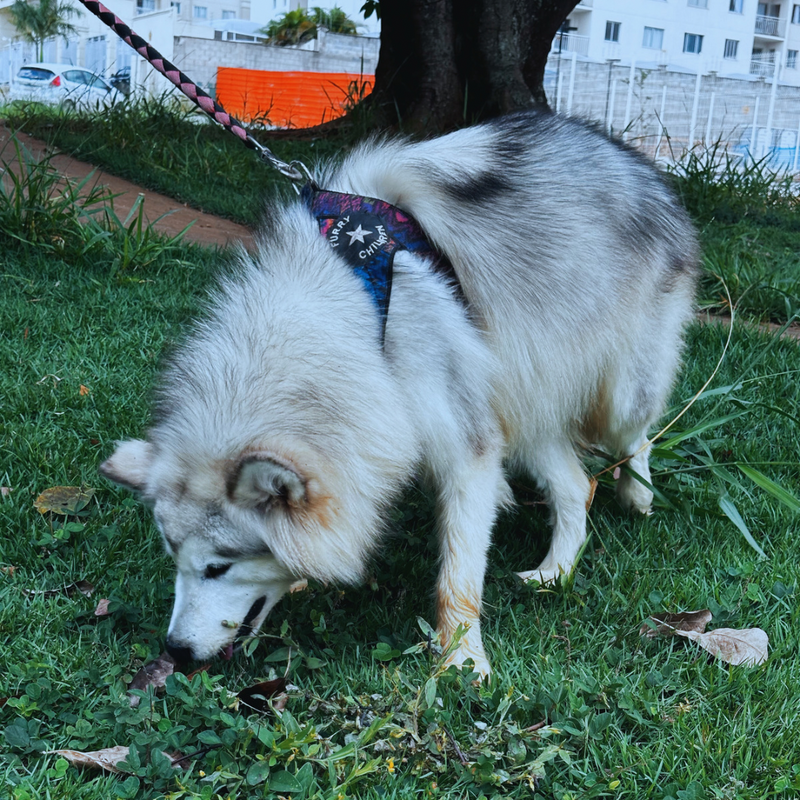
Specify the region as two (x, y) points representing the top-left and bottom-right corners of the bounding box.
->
(173, 29), (378, 94)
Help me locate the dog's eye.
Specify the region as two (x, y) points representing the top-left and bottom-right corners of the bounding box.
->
(204, 563), (232, 580)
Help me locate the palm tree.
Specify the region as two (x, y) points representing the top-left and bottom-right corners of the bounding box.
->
(262, 6), (359, 46)
(9, 0), (83, 62)
(311, 7), (359, 35)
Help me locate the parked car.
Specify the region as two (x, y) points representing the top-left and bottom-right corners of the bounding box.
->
(109, 65), (131, 96)
(9, 63), (121, 109)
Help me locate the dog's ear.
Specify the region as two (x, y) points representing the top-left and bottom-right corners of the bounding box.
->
(231, 453), (306, 510)
(99, 439), (153, 492)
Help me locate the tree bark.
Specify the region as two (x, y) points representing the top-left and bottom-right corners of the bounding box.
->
(366, 0), (580, 132)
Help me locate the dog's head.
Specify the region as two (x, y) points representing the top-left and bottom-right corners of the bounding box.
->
(100, 437), (373, 663)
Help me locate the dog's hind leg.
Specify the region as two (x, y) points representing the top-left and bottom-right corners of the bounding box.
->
(614, 432), (654, 515)
(435, 455), (509, 677)
(516, 438), (593, 585)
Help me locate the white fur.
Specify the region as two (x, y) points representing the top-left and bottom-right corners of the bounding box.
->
(101, 112), (697, 674)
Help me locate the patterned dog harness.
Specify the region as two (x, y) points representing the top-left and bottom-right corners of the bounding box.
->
(302, 186), (464, 343)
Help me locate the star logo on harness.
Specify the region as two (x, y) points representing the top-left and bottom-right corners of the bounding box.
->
(346, 224), (372, 245)
(326, 211), (391, 264)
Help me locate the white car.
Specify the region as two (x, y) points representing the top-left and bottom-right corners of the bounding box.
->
(9, 63), (121, 110)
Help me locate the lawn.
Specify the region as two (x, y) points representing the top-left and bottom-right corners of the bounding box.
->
(1, 104), (799, 800)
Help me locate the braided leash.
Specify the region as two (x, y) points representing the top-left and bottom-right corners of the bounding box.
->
(77, 0), (308, 183)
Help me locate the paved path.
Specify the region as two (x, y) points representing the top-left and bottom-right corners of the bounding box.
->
(1, 124), (797, 342)
(0, 124), (255, 251)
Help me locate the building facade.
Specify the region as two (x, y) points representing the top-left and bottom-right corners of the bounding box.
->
(555, 0), (800, 86)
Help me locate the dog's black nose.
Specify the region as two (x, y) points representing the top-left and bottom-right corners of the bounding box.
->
(165, 638), (193, 665)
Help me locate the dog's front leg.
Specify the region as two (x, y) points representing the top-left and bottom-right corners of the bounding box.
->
(435, 455), (507, 678)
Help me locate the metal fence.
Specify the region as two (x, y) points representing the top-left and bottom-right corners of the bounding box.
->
(544, 52), (800, 172)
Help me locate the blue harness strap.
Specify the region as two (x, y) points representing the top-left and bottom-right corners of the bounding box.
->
(302, 185), (463, 343)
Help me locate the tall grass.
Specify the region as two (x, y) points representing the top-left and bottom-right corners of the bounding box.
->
(0, 132), (196, 274)
(4, 93), (348, 226)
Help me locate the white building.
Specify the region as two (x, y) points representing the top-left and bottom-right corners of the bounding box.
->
(555, 0), (800, 86)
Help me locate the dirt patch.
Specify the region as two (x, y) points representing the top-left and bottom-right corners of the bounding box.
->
(0, 123), (255, 251)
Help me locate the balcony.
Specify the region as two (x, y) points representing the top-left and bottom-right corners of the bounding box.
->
(754, 14), (785, 38)
(551, 32), (590, 57)
(750, 52), (777, 76)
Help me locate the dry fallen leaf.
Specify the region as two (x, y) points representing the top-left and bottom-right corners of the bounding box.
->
(128, 652), (176, 708)
(34, 486), (94, 515)
(1, 486), (12, 497)
(1, 566), (16, 576)
(79, 384), (90, 396)
(585, 477), (598, 511)
(676, 627), (769, 666)
(94, 598), (110, 616)
(640, 609), (713, 639)
(49, 746), (183, 773)
(238, 678), (288, 712)
(25, 580), (95, 599)
(49, 745), (130, 774)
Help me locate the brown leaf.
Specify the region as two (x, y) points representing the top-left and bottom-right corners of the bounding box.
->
(94, 598), (110, 616)
(676, 627), (769, 666)
(640, 609), (713, 639)
(185, 664), (211, 680)
(238, 678), (287, 712)
(79, 384), (90, 396)
(1, 566), (16, 576)
(128, 652), (176, 708)
(1, 486), (12, 497)
(34, 486), (94, 515)
(585, 477), (598, 511)
(25, 580), (95, 599)
(49, 746), (183, 773)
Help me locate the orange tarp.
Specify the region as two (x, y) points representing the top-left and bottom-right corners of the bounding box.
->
(216, 67), (374, 128)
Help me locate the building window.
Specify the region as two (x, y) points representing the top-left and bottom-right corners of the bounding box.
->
(171, 1), (181, 12)
(605, 21), (621, 42)
(643, 26), (665, 49)
(683, 32), (703, 53)
(222, 9), (236, 18)
(136, 0), (155, 13)
(729, 0), (743, 10)
(193, 5), (207, 18)
(793, 4), (800, 22)
(788, 49), (799, 67)
(724, 39), (739, 58)
(688, 0), (708, 6)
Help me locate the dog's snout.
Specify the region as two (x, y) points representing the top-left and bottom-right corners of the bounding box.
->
(165, 638), (193, 665)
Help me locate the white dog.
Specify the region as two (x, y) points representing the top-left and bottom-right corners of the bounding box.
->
(101, 111), (697, 675)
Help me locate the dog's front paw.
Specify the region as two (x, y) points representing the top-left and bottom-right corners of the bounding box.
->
(516, 562), (570, 586)
(444, 646), (492, 679)
(439, 626), (492, 679)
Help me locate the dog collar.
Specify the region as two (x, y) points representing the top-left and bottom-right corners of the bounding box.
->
(302, 184), (462, 343)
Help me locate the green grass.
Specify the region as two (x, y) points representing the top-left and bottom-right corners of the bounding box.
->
(3, 97), (349, 227)
(1, 117), (799, 799)
(6, 100), (800, 326)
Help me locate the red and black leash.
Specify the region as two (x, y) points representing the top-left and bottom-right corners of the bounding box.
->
(76, 0), (308, 184)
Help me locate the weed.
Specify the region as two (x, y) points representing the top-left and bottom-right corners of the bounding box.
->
(0, 131), (197, 274)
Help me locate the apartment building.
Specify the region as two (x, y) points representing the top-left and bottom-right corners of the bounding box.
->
(554, 0), (800, 86)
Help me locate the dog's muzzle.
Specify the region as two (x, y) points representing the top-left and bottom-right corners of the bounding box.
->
(165, 594), (268, 664)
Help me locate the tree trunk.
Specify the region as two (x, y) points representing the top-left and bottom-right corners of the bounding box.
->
(366, 0), (580, 132)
